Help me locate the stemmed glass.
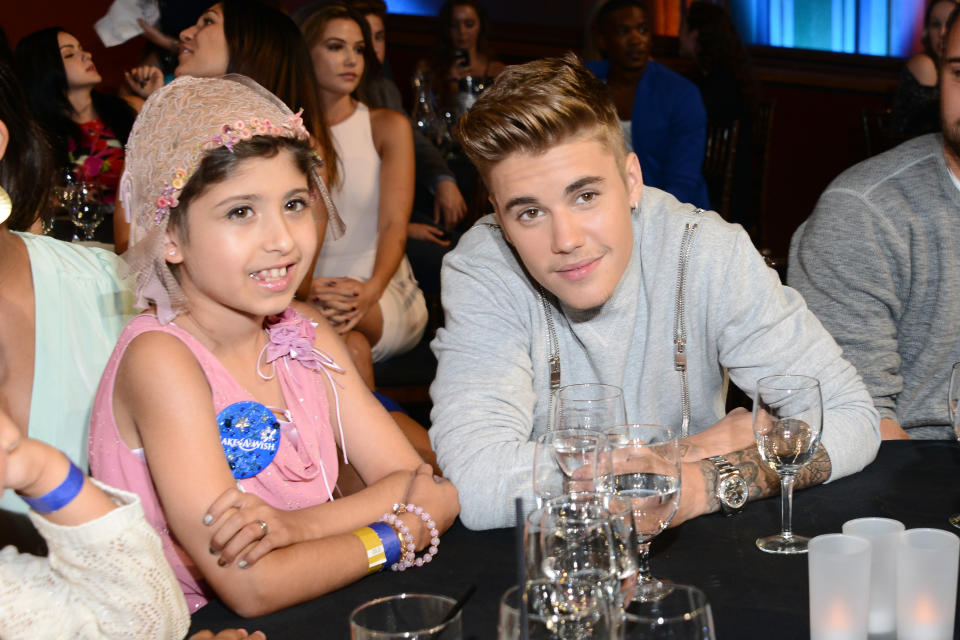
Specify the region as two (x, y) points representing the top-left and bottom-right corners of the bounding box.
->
(603, 424), (681, 602)
(533, 429), (610, 507)
(948, 362), (960, 528)
(552, 383), (626, 432)
(752, 374), (823, 554)
(623, 584), (717, 639)
(68, 182), (104, 241)
(524, 503), (620, 638)
(543, 492), (640, 610)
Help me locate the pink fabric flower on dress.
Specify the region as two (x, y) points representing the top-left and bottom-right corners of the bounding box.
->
(263, 309), (334, 374)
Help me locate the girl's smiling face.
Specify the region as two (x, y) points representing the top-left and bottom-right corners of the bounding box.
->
(165, 148), (318, 319)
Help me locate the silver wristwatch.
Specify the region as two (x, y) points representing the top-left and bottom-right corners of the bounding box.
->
(707, 455), (747, 516)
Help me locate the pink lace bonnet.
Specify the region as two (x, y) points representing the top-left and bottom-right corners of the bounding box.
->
(119, 74), (343, 324)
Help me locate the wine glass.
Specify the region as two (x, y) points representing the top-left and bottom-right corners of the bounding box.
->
(552, 383), (627, 432)
(753, 374), (823, 554)
(68, 182), (104, 242)
(603, 424), (681, 602)
(533, 429), (610, 507)
(623, 584), (716, 639)
(948, 362), (960, 528)
(499, 580), (615, 640)
(545, 491), (640, 610)
(524, 505), (620, 638)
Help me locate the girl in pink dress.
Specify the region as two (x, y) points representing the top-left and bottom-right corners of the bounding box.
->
(87, 75), (458, 615)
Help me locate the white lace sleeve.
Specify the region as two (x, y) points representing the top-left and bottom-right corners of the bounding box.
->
(0, 480), (189, 640)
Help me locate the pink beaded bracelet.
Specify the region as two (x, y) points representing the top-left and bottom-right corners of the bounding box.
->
(379, 502), (440, 571)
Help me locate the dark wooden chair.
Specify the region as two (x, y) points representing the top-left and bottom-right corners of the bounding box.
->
(702, 120), (740, 220)
(861, 107), (898, 159)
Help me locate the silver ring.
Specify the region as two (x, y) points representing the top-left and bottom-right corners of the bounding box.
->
(256, 519), (268, 539)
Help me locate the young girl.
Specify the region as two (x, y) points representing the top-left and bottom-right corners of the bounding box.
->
(88, 75), (458, 615)
(301, 5), (427, 364)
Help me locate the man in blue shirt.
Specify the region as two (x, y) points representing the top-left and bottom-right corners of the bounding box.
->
(587, 0), (710, 209)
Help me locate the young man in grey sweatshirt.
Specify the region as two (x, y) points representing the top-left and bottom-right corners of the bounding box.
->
(429, 54), (880, 530)
(789, 7), (960, 442)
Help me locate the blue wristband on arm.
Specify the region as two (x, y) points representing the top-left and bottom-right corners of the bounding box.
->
(19, 460), (85, 513)
(370, 521), (402, 567)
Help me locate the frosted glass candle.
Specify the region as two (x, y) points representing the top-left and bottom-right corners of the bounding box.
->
(897, 528), (959, 640)
(808, 534), (871, 640)
(842, 517), (905, 635)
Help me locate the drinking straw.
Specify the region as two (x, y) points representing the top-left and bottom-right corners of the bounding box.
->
(515, 497), (529, 640)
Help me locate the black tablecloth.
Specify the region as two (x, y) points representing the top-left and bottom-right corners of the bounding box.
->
(190, 440), (960, 639)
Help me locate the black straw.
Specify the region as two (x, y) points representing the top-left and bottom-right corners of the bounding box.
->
(427, 583), (476, 639)
(514, 497), (530, 640)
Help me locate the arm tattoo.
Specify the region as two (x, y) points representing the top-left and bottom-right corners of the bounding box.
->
(698, 445), (832, 510)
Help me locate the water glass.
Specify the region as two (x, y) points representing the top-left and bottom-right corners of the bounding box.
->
(533, 430), (610, 506)
(552, 383), (626, 432)
(349, 593), (462, 639)
(623, 584), (716, 639)
(499, 580), (615, 640)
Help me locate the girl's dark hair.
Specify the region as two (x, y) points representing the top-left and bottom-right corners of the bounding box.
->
(0, 53), (54, 231)
(301, 5), (382, 106)
(13, 28), (135, 169)
(219, 0), (340, 189)
(922, 0), (960, 62)
(169, 135), (321, 239)
(684, 1), (759, 120)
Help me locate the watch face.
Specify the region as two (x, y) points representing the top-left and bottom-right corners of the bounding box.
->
(720, 476), (749, 509)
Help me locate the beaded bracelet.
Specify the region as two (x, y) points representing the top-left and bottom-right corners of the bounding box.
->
(379, 502), (440, 571)
(19, 459), (84, 514)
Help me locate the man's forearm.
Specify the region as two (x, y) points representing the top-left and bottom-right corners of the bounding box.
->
(691, 445), (832, 515)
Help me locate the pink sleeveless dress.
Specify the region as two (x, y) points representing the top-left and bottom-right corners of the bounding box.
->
(88, 308), (345, 611)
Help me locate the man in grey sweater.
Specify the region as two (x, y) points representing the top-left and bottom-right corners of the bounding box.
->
(789, 10), (960, 442)
(430, 54), (880, 530)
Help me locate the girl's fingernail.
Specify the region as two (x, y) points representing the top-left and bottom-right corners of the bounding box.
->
(217, 558), (227, 567)
(209, 546), (216, 555)
(238, 559), (248, 569)
(203, 514), (213, 525)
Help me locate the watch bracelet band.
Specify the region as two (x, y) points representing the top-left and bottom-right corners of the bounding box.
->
(707, 455), (745, 515)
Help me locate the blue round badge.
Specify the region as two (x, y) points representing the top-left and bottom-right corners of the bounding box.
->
(217, 401), (281, 479)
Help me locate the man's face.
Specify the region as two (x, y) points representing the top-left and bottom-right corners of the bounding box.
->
(599, 6), (651, 72)
(487, 136), (641, 311)
(941, 21), (960, 165)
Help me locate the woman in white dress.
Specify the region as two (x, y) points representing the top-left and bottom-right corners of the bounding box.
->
(301, 4), (427, 369)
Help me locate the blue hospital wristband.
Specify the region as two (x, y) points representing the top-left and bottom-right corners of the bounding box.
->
(19, 459), (85, 513)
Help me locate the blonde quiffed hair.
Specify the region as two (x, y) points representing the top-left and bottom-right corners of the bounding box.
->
(457, 53), (628, 178)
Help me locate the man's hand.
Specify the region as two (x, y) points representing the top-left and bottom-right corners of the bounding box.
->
(408, 222), (451, 246)
(679, 408), (756, 462)
(879, 417), (910, 440)
(433, 179), (467, 230)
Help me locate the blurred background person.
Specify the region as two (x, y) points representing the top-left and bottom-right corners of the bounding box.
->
(679, 1), (759, 230)
(14, 28), (136, 246)
(416, 0), (504, 115)
(587, 0), (710, 209)
(891, 0), (959, 136)
(351, 0), (467, 296)
(302, 4), (427, 371)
